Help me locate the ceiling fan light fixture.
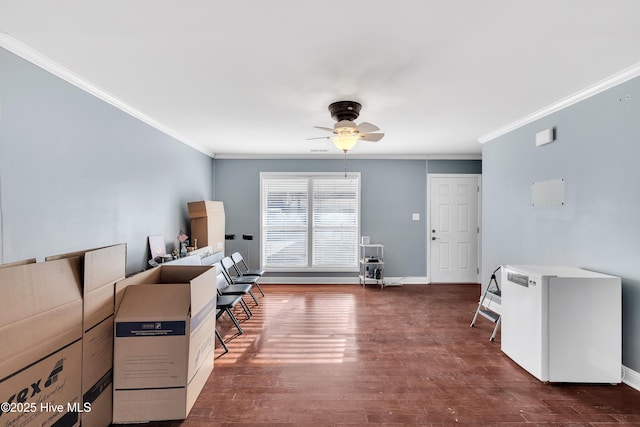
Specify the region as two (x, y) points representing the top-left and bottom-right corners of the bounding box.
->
(309, 100), (383, 155)
(332, 133), (360, 152)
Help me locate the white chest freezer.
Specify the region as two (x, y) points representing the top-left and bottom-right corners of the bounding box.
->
(501, 265), (621, 383)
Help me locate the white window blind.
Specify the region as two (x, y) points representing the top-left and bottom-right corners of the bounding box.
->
(261, 177), (308, 268)
(312, 177), (358, 268)
(261, 173), (360, 271)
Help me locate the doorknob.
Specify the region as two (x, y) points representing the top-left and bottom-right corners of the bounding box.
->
(432, 236), (439, 241)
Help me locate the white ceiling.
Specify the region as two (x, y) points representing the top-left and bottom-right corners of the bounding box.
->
(2, 1), (640, 158)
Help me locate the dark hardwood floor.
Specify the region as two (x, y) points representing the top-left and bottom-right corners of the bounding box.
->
(120, 283), (640, 426)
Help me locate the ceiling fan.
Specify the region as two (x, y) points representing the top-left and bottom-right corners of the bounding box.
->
(307, 101), (385, 153)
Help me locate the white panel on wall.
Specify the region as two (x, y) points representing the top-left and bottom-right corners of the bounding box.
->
(532, 178), (565, 207)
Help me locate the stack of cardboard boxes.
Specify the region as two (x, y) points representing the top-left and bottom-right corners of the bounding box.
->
(0, 241), (217, 426)
(0, 245), (216, 427)
(1, 243), (126, 427)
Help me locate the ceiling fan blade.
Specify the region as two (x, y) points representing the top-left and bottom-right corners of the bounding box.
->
(305, 136), (331, 140)
(361, 133), (384, 142)
(313, 126), (335, 132)
(356, 122), (380, 133)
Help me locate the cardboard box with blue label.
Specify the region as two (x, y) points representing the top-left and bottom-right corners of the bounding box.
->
(112, 265), (216, 423)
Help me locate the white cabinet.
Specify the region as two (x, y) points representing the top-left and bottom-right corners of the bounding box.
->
(501, 265), (621, 383)
(359, 244), (384, 289)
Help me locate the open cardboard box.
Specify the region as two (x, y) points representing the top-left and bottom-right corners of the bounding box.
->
(112, 265), (217, 423)
(0, 258), (36, 269)
(46, 243), (127, 427)
(188, 201), (225, 254)
(0, 258), (83, 427)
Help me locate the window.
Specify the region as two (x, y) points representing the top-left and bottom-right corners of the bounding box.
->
(261, 172), (360, 271)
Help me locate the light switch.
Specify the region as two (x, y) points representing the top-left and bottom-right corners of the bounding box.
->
(412, 213), (420, 221)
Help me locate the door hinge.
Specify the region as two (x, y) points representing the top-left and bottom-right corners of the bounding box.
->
(477, 267), (480, 274)
(477, 226), (480, 233)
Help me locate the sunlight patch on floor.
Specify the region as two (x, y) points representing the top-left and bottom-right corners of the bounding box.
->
(250, 293), (357, 364)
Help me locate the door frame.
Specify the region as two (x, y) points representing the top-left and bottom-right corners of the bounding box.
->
(426, 173), (482, 283)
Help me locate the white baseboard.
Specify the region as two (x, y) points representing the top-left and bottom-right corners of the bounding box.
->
(258, 276), (430, 285)
(390, 276), (429, 284)
(623, 365), (640, 392)
(259, 276), (359, 284)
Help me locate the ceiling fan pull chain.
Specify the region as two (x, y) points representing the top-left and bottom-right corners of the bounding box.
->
(344, 150), (347, 178)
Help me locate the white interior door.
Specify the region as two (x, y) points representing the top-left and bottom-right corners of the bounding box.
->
(429, 175), (480, 283)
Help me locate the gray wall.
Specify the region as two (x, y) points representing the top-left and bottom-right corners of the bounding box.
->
(215, 159), (426, 277)
(482, 76), (640, 371)
(0, 48), (214, 274)
(214, 158), (481, 277)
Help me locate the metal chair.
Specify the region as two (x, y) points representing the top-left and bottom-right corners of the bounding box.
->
(231, 252), (265, 297)
(231, 251), (265, 276)
(221, 257), (261, 304)
(214, 264), (255, 315)
(216, 294), (245, 335)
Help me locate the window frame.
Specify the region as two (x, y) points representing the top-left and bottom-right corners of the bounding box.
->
(260, 172), (361, 272)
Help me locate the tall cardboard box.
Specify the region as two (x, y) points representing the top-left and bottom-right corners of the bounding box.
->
(112, 265), (216, 423)
(0, 258), (83, 427)
(188, 201), (225, 254)
(46, 244), (127, 427)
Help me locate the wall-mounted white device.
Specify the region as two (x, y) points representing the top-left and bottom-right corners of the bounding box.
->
(535, 128), (555, 146)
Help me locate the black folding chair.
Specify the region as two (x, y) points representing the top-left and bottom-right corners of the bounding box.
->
(215, 265), (255, 315)
(216, 294), (245, 335)
(221, 256), (262, 302)
(231, 252), (265, 296)
(231, 251), (265, 276)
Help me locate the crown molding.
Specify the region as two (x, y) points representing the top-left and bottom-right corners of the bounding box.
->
(0, 33), (215, 157)
(478, 62), (640, 144)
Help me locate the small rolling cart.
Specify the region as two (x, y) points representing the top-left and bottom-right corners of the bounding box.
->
(359, 243), (384, 289)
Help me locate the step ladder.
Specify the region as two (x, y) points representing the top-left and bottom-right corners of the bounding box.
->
(470, 266), (501, 341)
